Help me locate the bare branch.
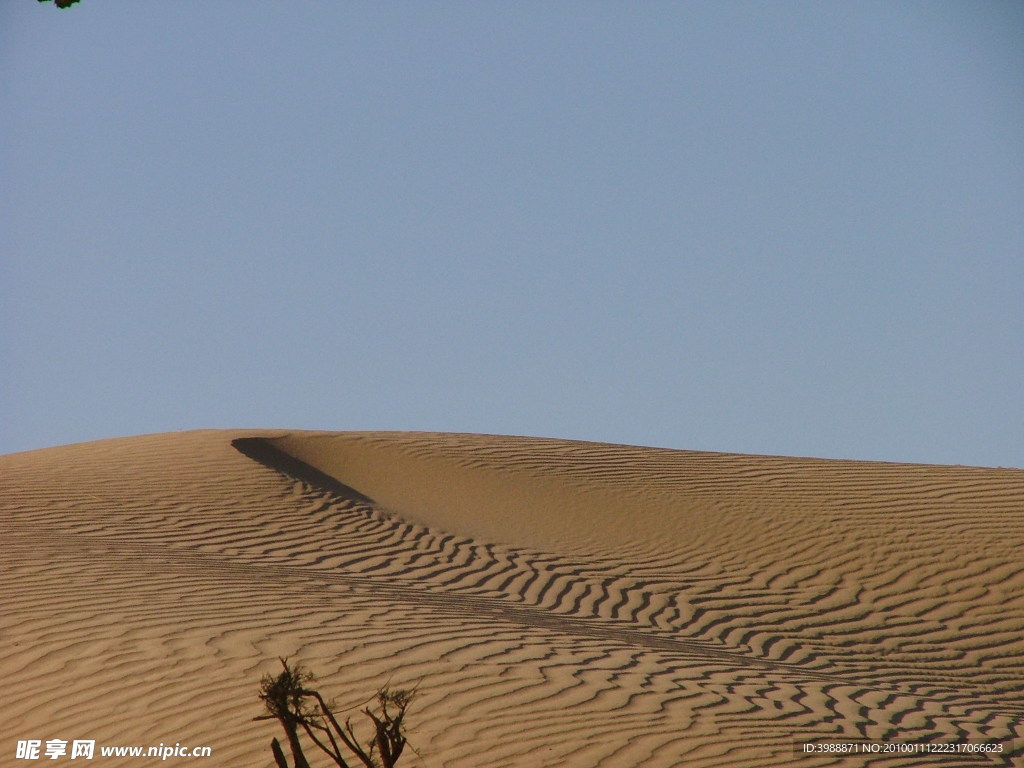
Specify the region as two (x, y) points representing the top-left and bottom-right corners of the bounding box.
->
(257, 658), (416, 768)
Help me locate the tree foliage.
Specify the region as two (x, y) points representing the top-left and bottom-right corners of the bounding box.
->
(256, 658), (416, 768)
(38, 0), (82, 8)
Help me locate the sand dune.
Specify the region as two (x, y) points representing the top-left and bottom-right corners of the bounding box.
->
(2, 430), (1023, 767)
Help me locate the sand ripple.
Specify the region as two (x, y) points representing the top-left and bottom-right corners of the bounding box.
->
(2, 430), (1023, 766)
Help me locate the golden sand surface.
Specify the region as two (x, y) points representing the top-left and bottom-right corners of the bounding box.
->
(2, 430), (1023, 767)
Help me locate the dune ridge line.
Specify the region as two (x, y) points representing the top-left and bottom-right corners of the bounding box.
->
(2, 429), (1022, 766)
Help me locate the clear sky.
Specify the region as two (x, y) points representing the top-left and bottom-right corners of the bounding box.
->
(3, 2), (1022, 467)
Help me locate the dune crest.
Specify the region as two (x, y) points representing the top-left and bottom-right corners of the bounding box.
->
(3, 430), (1023, 766)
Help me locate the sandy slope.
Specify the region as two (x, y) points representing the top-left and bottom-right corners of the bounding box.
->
(2, 430), (1023, 767)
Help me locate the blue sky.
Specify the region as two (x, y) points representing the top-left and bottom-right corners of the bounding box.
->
(3, 2), (1022, 467)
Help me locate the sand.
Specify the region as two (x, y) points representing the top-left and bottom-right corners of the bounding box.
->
(2, 429), (1023, 767)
